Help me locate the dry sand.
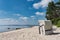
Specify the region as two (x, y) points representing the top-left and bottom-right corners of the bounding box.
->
(0, 26), (60, 40)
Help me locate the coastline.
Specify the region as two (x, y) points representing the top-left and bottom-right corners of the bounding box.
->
(0, 26), (60, 40)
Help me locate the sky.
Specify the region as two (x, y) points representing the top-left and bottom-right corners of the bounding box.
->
(0, 0), (58, 25)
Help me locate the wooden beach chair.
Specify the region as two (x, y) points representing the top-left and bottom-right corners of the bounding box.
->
(38, 20), (53, 35)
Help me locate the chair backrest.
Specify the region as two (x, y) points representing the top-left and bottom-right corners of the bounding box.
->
(38, 20), (52, 30)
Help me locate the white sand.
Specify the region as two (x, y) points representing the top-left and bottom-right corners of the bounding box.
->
(0, 26), (60, 40)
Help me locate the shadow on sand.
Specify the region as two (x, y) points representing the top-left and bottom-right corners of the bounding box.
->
(48, 32), (60, 35)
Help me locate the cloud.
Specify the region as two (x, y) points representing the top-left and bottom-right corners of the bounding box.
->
(19, 17), (28, 20)
(19, 17), (28, 25)
(27, 0), (34, 1)
(0, 18), (19, 25)
(33, 2), (41, 9)
(30, 16), (36, 19)
(0, 16), (38, 25)
(13, 14), (21, 17)
(0, 10), (38, 25)
(0, 10), (39, 25)
(19, 16), (37, 25)
(0, 17), (29, 25)
(33, 0), (53, 9)
(35, 12), (44, 15)
(30, 16), (35, 18)
(19, 16), (38, 25)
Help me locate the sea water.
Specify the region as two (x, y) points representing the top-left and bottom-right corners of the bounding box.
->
(0, 25), (29, 32)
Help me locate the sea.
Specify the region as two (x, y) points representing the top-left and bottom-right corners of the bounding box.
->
(0, 25), (38, 32)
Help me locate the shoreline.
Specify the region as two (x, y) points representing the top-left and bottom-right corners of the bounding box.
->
(0, 26), (60, 40)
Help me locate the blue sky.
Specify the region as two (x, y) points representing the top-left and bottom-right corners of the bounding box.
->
(0, 0), (58, 25)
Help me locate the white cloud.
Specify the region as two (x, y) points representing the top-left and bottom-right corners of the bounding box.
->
(30, 16), (35, 18)
(35, 12), (44, 15)
(13, 14), (21, 16)
(33, 2), (41, 9)
(0, 18), (19, 25)
(0, 18), (29, 25)
(30, 16), (36, 19)
(0, 10), (39, 25)
(0, 10), (38, 25)
(19, 16), (29, 25)
(19, 17), (28, 20)
(19, 16), (38, 25)
(33, 0), (53, 9)
(0, 17), (38, 25)
(27, 0), (34, 1)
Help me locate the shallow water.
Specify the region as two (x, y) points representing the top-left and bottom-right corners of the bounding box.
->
(0, 26), (29, 32)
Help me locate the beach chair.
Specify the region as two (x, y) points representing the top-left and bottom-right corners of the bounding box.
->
(38, 20), (53, 35)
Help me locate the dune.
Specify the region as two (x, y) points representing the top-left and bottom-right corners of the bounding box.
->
(0, 26), (60, 40)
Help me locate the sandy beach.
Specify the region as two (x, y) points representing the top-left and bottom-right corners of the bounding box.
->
(0, 26), (60, 40)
